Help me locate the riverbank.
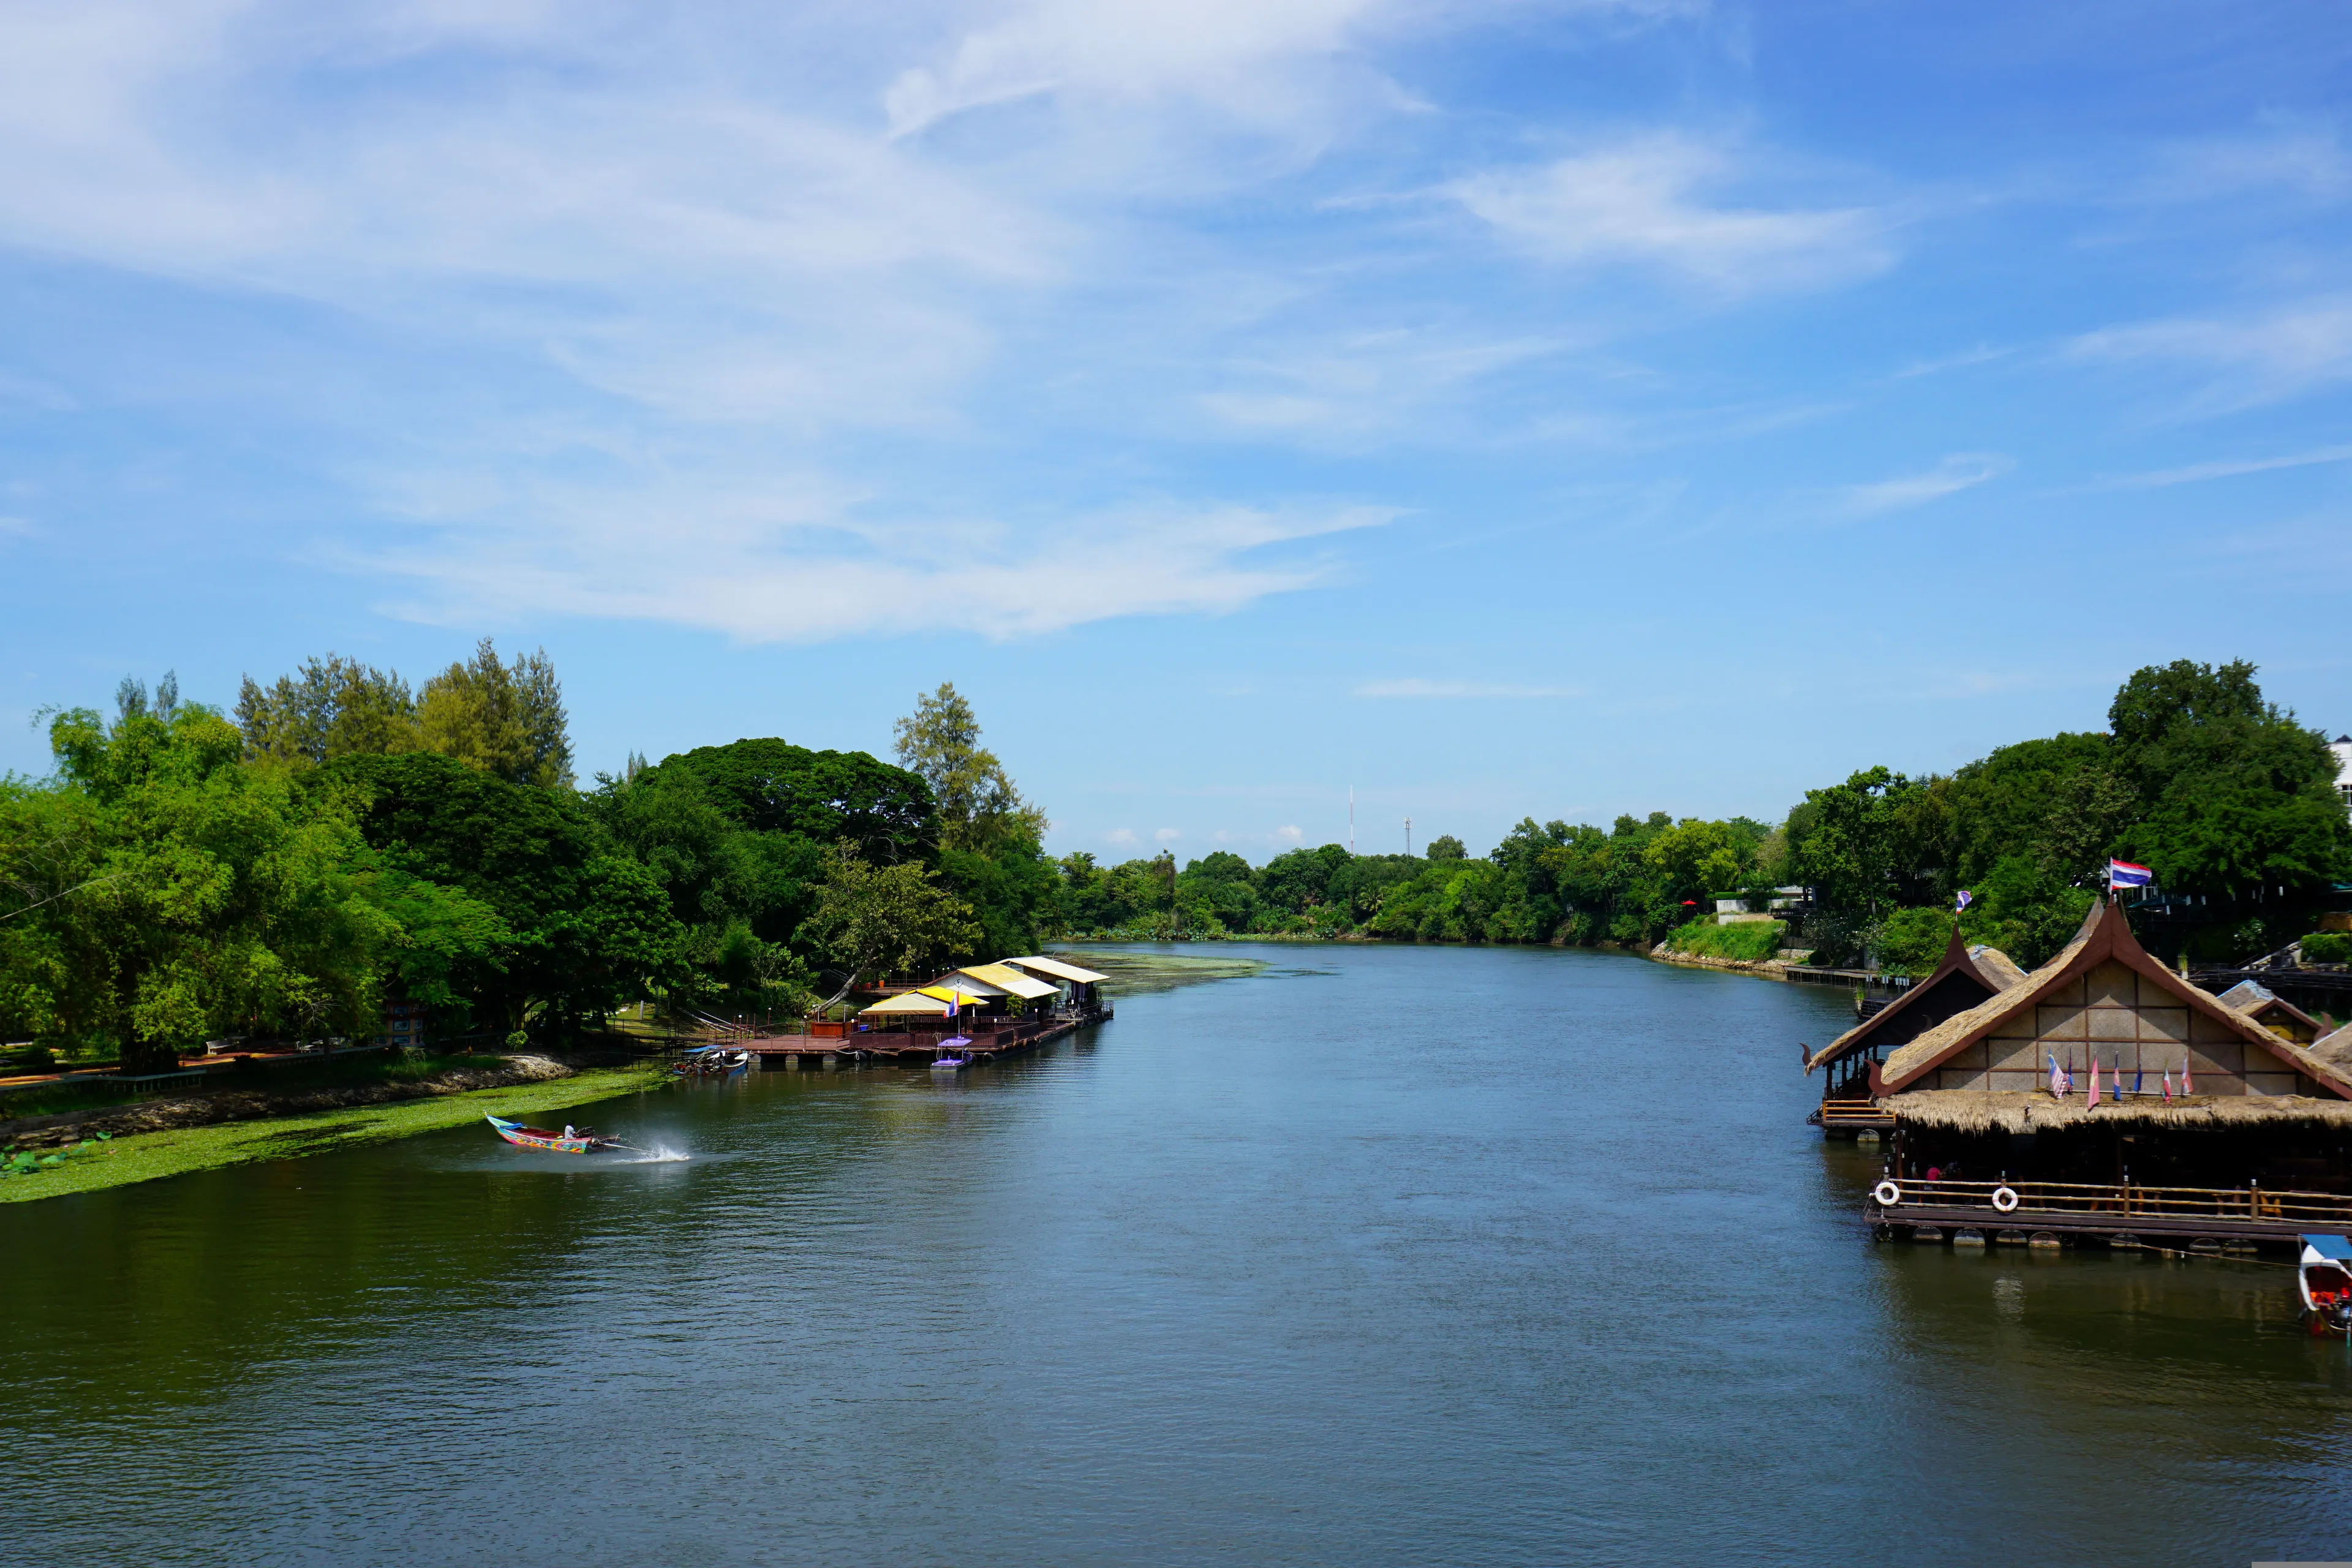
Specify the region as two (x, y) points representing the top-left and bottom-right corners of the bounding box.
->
(1646, 946), (1793, 979)
(0, 1060), (669, 1204)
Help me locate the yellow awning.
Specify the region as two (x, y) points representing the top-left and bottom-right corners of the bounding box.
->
(859, 992), (951, 1016)
(919, 983), (998, 1005)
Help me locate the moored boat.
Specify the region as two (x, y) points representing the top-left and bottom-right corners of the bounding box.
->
(485, 1114), (622, 1153)
(2297, 1234), (2352, 1335)
(931, 1036), (972, 1071)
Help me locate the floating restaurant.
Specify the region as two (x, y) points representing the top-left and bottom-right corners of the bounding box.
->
(730, 954), (1114, 1068)
(1807, 899), (2352, 1246)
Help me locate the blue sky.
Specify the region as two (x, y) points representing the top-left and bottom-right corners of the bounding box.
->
(2, 0), (2348, 861)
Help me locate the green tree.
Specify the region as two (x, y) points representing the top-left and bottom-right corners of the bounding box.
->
(236, 655), (420, 766)
(802, 842), (981, 1009)
(413, 638), (575, 789)
(30, 701), (405, 1069)
(892, 683), (1046, 854)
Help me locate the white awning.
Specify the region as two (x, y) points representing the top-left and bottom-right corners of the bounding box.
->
(955, 963), (1060, 1000)
(1006, 955), (1109, 986)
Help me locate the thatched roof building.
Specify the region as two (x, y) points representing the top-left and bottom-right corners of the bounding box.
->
(2212, 979), (2325, 1044)
(1806, 925), (2027, 1081)
(1870, 899), (2352, 1104)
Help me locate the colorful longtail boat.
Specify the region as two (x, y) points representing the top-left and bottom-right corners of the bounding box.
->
(485, 1114), (614, 1153)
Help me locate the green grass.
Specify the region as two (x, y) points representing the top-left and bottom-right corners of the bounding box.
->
(0, 1061), (670, 1204)
(1663, 918), (1787, 963)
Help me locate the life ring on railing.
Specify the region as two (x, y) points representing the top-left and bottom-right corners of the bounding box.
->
(1872, 1180), (1902, 1207)
(1991, 1186), (2020, 1213)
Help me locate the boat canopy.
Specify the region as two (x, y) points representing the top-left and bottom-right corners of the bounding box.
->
(954, 963), (1060, 1000)
(1006, 955), (1109, 986)
(861, 992), (952, 1016)
(2302, 1234), (2352, 1262)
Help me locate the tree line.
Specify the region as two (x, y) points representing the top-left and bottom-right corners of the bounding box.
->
(1054, 659), (2350, 974)
(4, 651), (2342, 1068)
(0, 649), (1041, 1069)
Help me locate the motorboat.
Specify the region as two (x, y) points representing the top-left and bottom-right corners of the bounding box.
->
(484, 1114), (626, 1154)
(2297, 1234), (2352, 1335)
(931, 1036), (972, 1071)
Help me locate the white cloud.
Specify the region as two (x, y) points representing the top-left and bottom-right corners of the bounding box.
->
(1837, 452), (2012, 516)
(358, 484), (1396, 642)
(1890, 344), (2012, 380)
(2067, 298), (2352, 415)
(1277, 824), (1303, 842)
(1446, 136), (1893, 293)
(1154, 826), (1182, 842)
(1104, 827), (1138, 846)
(1355, 678), (1583, 698)
(2092, 443), (2352, 490)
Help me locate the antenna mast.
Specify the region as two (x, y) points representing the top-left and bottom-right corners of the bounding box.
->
(1349, 786), (1355, 856)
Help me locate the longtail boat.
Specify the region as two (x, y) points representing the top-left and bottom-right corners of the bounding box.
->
(485, 1114), (622, 1153)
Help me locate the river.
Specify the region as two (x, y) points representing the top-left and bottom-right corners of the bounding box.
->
(5, 943), (2351, 1566)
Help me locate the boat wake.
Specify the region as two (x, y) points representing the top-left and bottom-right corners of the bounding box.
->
(612, 1142), (693, 1164)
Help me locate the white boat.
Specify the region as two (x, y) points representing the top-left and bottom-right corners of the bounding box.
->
(2297, 1234), (2352, 1335)
(931, 1036), (972, 1071)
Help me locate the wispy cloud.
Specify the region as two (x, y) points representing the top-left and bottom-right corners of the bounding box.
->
(1446, 136), (1894, 293)
(2089, 443), (2352, 490)
(1838, 452), (2012, 515)
(1355, 678), (1583, 698)
(1890, 344), (2012, 380)
(358, 488), (1398, 643)
(2067, 298), (2352, 415)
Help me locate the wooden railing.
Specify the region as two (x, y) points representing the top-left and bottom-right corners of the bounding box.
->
(1819, 1099), (1891, 1125)
(1872, 1177), (2352, 1225)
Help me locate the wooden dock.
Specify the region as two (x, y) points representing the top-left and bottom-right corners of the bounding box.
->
(1868, 1176), (2352, 1247)
(723, 1006), (1112, 1068)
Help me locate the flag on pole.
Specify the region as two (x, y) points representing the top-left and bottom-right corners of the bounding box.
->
(2182, 1056), (2193, 1095)
(1956, 889), (1973, 913)
(2049, 1052), (2067, 1098)
(2087, 1055), (2101, 1107)
(2107, 859), (2154, 891)
(2162, 1067), (2174, 1101)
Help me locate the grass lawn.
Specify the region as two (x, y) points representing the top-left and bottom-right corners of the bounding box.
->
(1663, 918), (1787, 963)
(0, 1061), (671, 1204)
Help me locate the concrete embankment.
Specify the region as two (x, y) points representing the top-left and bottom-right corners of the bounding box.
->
(1646, 944), (1792, 980)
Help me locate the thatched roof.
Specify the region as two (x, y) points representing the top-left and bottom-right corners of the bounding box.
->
(2214, 980), (2323, 1039)
(1804, 925), (2024, 1073)
(2313, 1022), (2352, 1075)
(1887, 1088), (2352, 1134)
(1874, 899), (2352, 1098)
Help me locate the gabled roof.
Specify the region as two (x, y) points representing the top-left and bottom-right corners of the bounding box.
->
(1874, 899), (2352, 1098)
(2215, 980), (2322, 1038)
(1805, 925), (2024, 1073)
(1006, 954), (1109, 986)
(2313, 1022), (2352, 1076)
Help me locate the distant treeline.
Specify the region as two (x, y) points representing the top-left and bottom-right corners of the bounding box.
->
(2, 650), (2342, 1068)
(1057, 659), (2351, 977)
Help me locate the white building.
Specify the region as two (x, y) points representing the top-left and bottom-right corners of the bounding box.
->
(2335, 733), (2352, 810)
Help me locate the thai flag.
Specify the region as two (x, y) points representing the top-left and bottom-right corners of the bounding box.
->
(1955, 889), (1973, 913)
(2087, 1055), (2101, 1108)
(2108, 859), (2154, 890)
(2162, 1068), (2174, 1101)
(2182, 1056), (2193, 1095)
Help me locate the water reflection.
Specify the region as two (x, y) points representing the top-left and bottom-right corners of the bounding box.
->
(4, 945), (2351, 1566)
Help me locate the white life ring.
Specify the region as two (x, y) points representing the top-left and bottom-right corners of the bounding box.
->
(1991, 1186), (2020, 1213)
(1873, 1180), (1902, 1207)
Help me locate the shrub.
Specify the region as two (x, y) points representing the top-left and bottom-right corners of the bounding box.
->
(1664, 918), (1785, 962)
(2305, 932), (2352, 965)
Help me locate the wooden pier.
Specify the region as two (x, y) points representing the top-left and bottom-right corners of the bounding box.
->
(1867, 1176), (2352, 1247)
(718, 1005), (1112, 1069)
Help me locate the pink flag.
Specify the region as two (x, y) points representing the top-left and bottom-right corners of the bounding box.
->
(2049, 1053), (2066, 1098)
(2162, 1068), (2174, 1101)
(2087, 1055), (2102, 1108)
(2182, 1056), (2193, 1095)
